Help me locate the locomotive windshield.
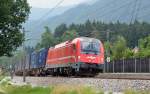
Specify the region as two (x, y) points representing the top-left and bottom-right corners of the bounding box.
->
(81, 41), (100, 55)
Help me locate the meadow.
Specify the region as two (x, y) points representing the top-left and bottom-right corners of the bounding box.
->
(0, 77), (149, 94)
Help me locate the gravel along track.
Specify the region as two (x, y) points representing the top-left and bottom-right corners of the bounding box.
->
(12, 76), (150, 92)
(96, 73), (150, 80)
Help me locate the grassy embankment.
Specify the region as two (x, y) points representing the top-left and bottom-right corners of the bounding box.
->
(0, 77), (104, 94)
(0, 77), (149, 94)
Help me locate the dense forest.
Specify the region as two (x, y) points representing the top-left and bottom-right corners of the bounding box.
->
(38, 20), (150, 47)
(34, 20), (150, 60)
(1, 20), (150, 66)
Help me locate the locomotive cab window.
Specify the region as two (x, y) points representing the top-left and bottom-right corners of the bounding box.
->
(81, 41), (100, 55)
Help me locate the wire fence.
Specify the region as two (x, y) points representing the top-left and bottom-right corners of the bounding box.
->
(104, 57), (150, 73)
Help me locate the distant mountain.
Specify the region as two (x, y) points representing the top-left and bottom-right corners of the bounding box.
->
(44, 0), (150, 29)
(24, 6), (73, 46)
(28, 6), (73, 20)
(25, 0), (150, 46)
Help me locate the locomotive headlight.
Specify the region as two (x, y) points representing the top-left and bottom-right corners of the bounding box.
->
(101, 58), (104, 62)
(78, 56), (81, 59)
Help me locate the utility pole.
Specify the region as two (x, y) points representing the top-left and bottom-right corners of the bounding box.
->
(23, 28), (26, 82)
(106, 29), (111, 72)
(22, 28), (31, 82)
(10, 57), (14, 80)
(10, 59), (13, 79)
(106, 29), (110, 57)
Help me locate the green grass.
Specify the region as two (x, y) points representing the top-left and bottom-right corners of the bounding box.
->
(1, 84), (150, 94)
(0, 75), (4, 81)
(0, 79), (150, 94)
(0, 83), (104, 94)
(1, 85), (150, 94)
(124, 89), (150, 94)
(2, 85), (52, 94)
(50, 85), (104, 94)
(0, 77), (52, 94)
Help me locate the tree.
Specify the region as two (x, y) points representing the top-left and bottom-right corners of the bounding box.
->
(36, 26), (55, 50)
(54, 24), (67, 38)
(0, 50), (25, 70)
(56, 20), (150, 48)
(35, 43), (42, 51)
(112, 36), (127, 60)
(124, 48), (134, 59)
(0, 0), (30, 56)
(61, 30), (79, 41)
(104, 41), (112, 60)
(78, 20), (94, 37)
(25, 46), (34, 54)
(137, 35), (150, 57)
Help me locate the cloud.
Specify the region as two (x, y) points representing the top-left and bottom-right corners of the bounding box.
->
(27, 0), (91, 8)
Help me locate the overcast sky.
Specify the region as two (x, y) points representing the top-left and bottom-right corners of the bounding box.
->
(27, 0), (92, 8)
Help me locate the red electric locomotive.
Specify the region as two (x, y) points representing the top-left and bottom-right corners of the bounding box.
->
(46, 37), (104, 76)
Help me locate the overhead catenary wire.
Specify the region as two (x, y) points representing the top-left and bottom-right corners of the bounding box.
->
(77, 0), (135, 23)
(130, 0), (139, 24)
(81, 0), (135, 33)
(125, 1), (150, 21)
(134, 0), (142, 20)
(118, 0), (148, 23)
(97, 1), (135, 21)
(78, 0), (149, 25)
(76, 0), (117, 21)
(74, 0), (134, 38)
(39, 0), (65, 21)
(32, 0), (148, 35)
(76, 1), (124, 35)
(77, 0), (145, 41)
(75, 0), (135, 34)
(32, 0), (65, 30)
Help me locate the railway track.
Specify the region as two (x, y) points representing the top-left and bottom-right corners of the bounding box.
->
(12, 73), (150, 92)
(95, 73), (150, 80)
(53, 73), (150, 80)
(14, 73), (150, 80)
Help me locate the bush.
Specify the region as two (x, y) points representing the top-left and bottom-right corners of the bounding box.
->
(0, 77), (11, 86)
(2, 85), (52, 94)
(0, 83), (150, 94)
